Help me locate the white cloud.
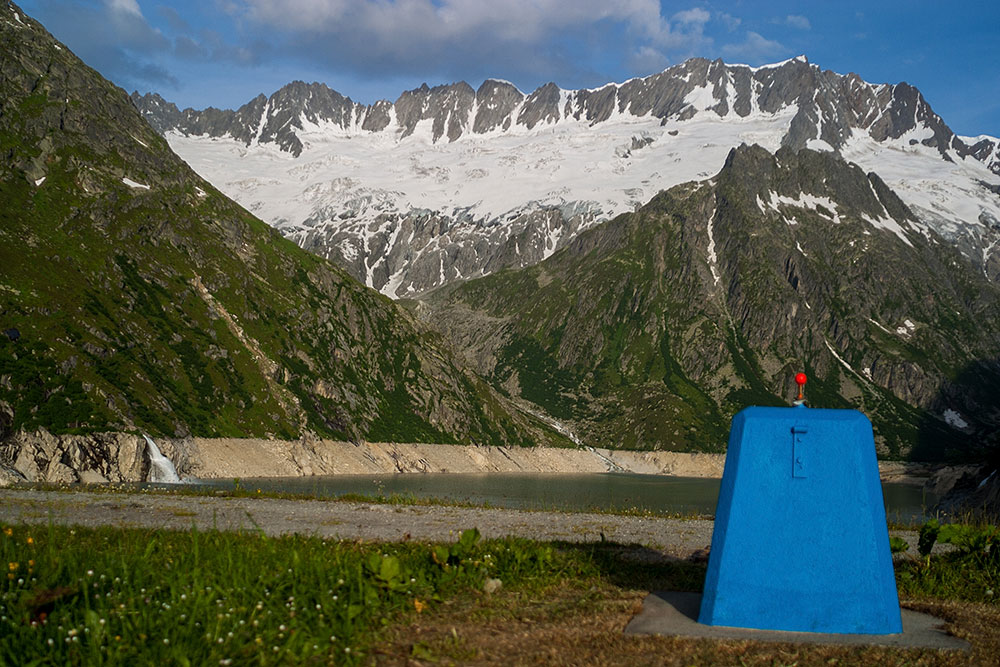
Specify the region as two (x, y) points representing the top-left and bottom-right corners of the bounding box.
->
(628, 46), (670, 74)
(672, 8), (710, 26)
(106, 0), (142, 17)
(721, 31), (785, 63)
(237, 0), (662, 39)
(719, 13), (741, 31)
(783, 14), (811, 30)
(226, 1), (715, 82)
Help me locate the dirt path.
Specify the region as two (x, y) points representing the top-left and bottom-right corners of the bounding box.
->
(0, 488), (716, 557)
(0, 488), (937, 560)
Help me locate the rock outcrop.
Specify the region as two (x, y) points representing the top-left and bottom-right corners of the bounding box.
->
(0, 430), (147, 484)
(0, 429), (206, 486)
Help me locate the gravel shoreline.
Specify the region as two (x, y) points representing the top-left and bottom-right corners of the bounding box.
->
(0, 488), (934, 560)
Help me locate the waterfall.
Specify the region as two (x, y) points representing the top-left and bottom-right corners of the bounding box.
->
(143, 434), (181, 483)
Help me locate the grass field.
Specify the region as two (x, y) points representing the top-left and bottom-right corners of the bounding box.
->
(1, 520), (997, 665)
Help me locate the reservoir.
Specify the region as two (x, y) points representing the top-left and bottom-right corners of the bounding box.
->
(193, 473), (939, 523)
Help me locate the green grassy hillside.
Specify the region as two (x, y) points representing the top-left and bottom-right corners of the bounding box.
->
(424, 146), (1000, 460)
(0, 1), (562, 446)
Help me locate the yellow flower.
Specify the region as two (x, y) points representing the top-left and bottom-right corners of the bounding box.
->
(3, 528), (11, 537)
(26, 537), (33, 545)
(8, 562), (17, 571)
(413, 599), (426, 613)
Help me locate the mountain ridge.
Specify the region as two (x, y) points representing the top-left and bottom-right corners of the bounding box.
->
(132, 56), (1000, 171)
(419, 143), (1000, 461)
(0, 0), (560, 448)
(132, 57), (1000, 299)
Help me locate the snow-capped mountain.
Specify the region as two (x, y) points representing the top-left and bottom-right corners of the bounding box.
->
(133, 56), (1000, 297)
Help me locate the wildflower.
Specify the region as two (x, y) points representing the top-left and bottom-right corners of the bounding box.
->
(8, 563), (16, 571)
(87, 570), (94, 577)
(413, 599), (426, 613)
(163, 638), (169, 645)
(3, 528), (11, 536)
(25, 537), (33, 545)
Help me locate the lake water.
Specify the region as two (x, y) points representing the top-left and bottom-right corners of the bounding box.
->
(194, 473), (939, 523)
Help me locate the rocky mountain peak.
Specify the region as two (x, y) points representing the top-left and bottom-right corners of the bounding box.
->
(130, 51), (1000, 300)
(132, 55), (1000, 178)
(473, 79), (524, 133)
(395, 80), (475, 141)
(421, 144), (1000, 458)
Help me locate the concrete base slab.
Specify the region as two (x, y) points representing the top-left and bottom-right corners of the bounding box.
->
(625, 592), (969, 651)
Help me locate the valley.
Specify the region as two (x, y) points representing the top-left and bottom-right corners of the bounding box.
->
(1, 0), (999, 475)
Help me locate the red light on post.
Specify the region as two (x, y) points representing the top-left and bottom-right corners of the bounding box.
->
(795, 372), (807, 401)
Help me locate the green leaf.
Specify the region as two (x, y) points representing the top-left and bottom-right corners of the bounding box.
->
(918, 519), (940, 557)
(458, 528), (481, 551)
(889, 536), (909, 554)
(85, 608), (105, 645)
(432, 545), (450, 566)
(366, 553), (382, 575)
(379, 555), (401, 583)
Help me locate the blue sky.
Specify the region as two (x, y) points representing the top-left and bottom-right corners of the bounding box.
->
(17, 0), (1000, 138)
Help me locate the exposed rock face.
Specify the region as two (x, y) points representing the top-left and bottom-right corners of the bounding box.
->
(0, 430), (207, 486)
(132, 56), (1000, 173)
(935, 465), (1000, 520)
(0, 430), (148, 484)
(422, 145), (1000, 459)
(132, 55), (1000, 298)
(473, 80), (523, 133)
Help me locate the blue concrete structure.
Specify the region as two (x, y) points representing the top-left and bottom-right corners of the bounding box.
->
(698, 406), (902, 634)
